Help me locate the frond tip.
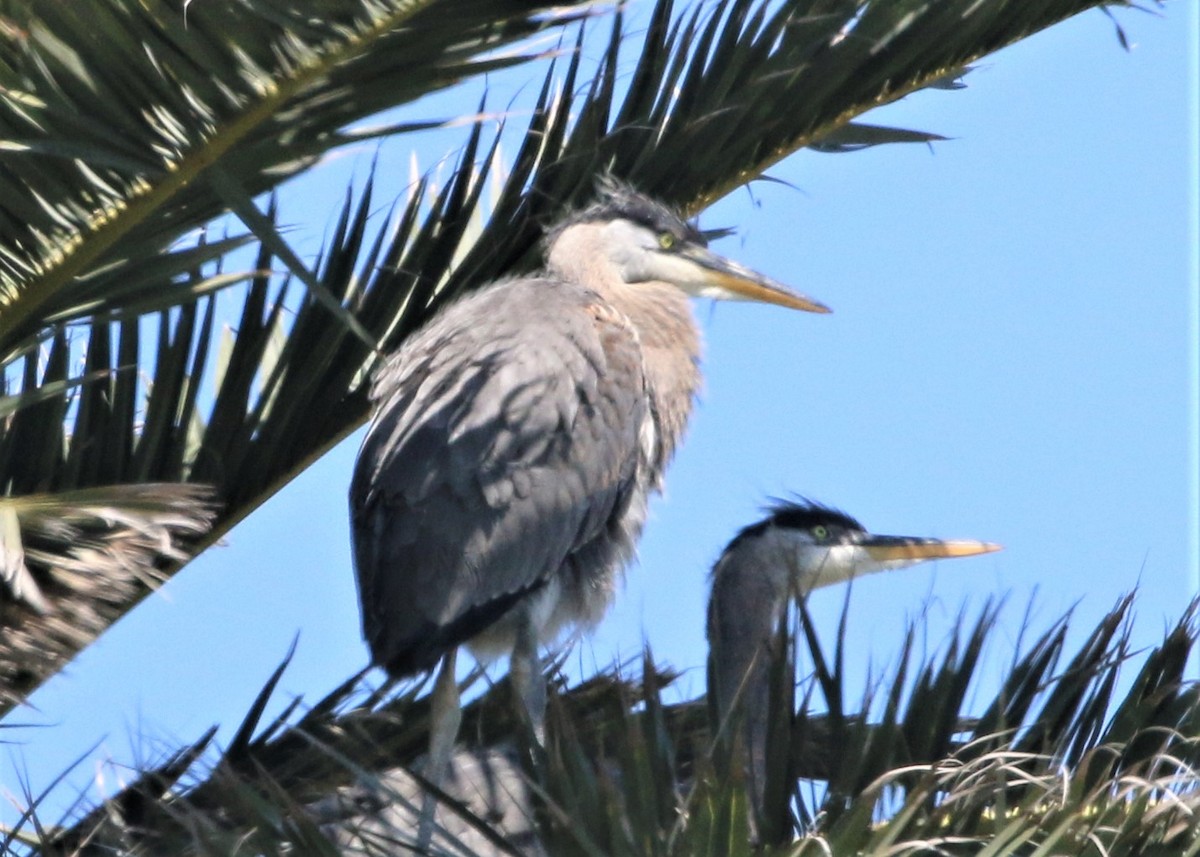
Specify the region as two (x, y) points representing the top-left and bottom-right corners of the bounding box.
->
(0, 483), (219, 705)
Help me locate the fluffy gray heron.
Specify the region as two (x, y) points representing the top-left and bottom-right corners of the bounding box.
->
(708, 499), (1001, 821)
(348, 185), (830, 793)
(326, 498), (999, 854)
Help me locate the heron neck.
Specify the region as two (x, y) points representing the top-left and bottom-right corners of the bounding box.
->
(707, 538), (784, 816)
(615, 281), (702, 467)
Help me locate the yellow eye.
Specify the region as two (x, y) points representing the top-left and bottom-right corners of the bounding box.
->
(811, 525), (829, 540)
(658, 232), (676, 250)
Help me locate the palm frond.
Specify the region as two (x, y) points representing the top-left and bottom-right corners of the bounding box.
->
(0, 0), (593, 360)
(0, 483), (216, 705)
(799, 736), (1200, 856)
(18, 594), (1197, 855)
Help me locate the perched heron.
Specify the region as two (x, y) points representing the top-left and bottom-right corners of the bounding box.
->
(348, 185), (830, 794)
(326, 498), (999, 854)
(708, 499), (1001, 820)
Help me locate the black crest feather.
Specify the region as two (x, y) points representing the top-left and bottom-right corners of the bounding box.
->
(720, 498), (866, 560)
(546, 177), (705, 247)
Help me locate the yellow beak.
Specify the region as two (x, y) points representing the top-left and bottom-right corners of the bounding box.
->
(862, 537), (1003, 562)
(680, 244), (831, 314)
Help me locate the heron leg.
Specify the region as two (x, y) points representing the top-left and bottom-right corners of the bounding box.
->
(417, 648), (461, 849)
(509, 609), (546, 743)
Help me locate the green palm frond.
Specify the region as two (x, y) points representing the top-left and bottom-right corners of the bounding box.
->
(782, 595), (1199, 841)
(21, 594), (1198, 856)
(0, 0), (593, 360)
(0, 0), (1139, 715)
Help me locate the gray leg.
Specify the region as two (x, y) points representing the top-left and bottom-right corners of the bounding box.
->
(417, 648), (461, 849)
(509, 609), (546, 743)
(428, 648), (462, 776)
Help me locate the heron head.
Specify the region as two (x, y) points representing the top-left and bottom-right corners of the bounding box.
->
(545, 183), (830, 314)
(716, 499), (1002, 600)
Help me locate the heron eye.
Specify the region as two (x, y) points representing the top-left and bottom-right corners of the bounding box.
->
(811, 525), (829, 540)
(658, 232), (676, 250)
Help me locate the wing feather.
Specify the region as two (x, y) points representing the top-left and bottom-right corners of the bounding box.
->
(349, 277), (649, 676)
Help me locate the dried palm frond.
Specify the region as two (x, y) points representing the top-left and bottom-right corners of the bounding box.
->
(0, 484), (218, 704)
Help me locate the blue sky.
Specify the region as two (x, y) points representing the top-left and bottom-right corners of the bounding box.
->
(2, 2), (1196, 824)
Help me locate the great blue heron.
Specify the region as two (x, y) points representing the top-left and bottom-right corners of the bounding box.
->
(348, 184), (830, 798)
(326, 499), (999, 854)
(707, 499), (1001, 821)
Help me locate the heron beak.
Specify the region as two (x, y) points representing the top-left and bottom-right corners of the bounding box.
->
(679, 244), (831, 314)
(861, 536), (1003, 563)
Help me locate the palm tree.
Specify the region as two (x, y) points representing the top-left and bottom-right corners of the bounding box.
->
(1, 0), (1189, 853)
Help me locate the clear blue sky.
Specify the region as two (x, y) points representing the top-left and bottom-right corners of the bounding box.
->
(2, 3), (1195, 825)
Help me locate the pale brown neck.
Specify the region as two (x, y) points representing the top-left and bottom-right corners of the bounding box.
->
(615, 281), (701, 467)
(546, 222), (702, 466)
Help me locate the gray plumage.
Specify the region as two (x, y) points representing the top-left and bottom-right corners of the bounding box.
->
(351, 273), (683, 676)
(349, 186), (828, 701)
(350, 184), (833, 845)
(349, 187), (832, 852)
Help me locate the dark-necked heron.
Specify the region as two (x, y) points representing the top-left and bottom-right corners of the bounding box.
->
(348, 184), (830, 802)
(708, 499), (1001, 820)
